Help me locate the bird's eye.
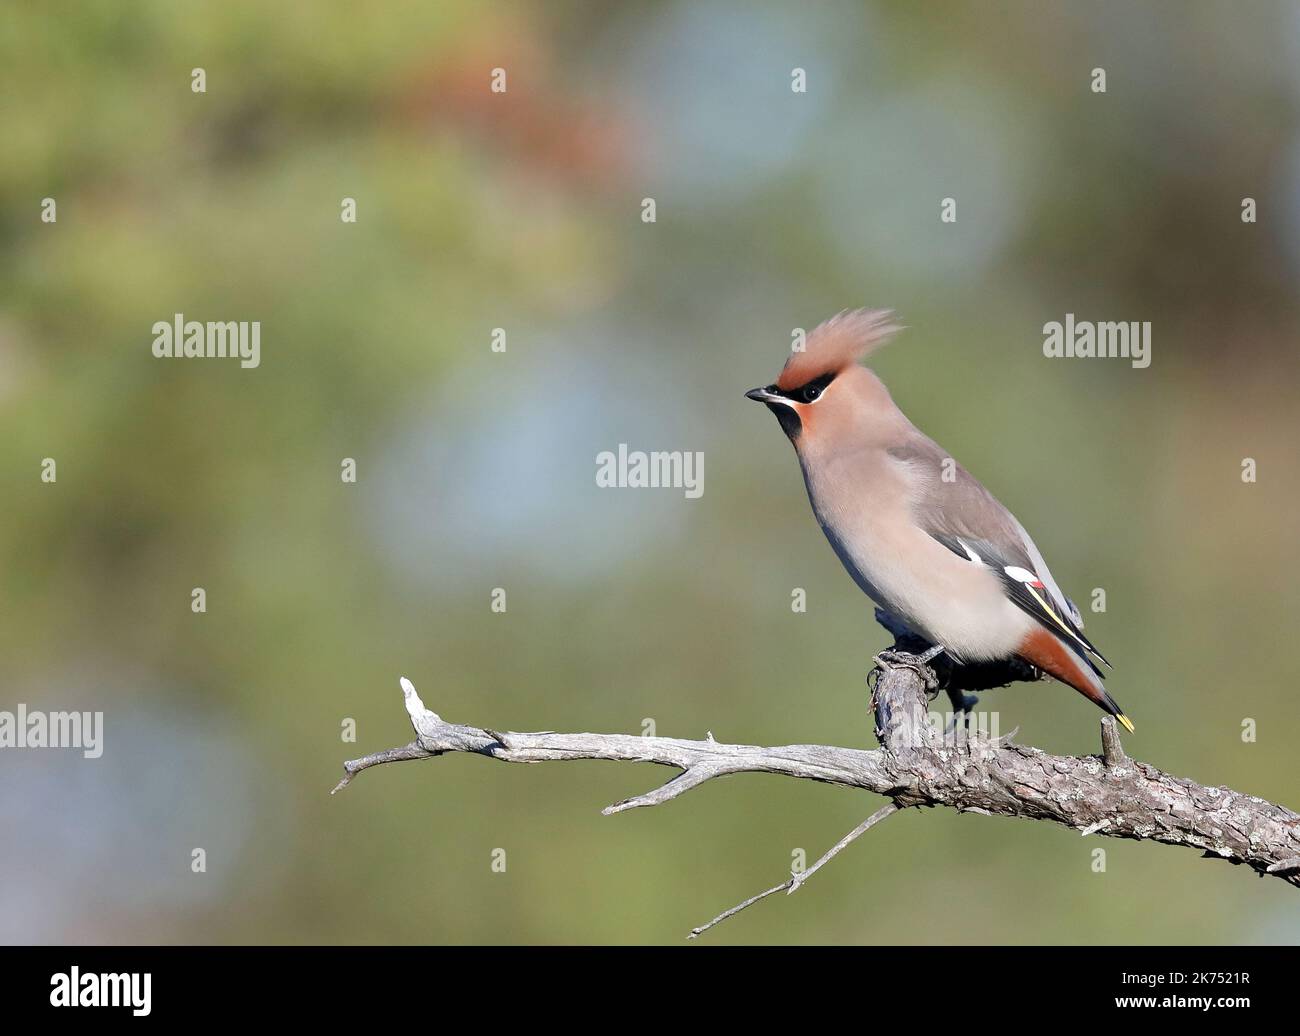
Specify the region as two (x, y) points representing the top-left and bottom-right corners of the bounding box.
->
(802, 385), (822, 403)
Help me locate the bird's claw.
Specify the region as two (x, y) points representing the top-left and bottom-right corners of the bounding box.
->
(873, 645), (945, 693)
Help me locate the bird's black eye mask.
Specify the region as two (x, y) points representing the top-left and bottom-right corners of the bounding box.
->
(767, 370), (837, 404)
(762, 371), (837, 437)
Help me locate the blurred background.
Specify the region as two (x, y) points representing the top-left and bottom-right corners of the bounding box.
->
(2, 0), (1299, 944)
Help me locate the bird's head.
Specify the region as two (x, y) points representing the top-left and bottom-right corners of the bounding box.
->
(746, 308), (902, 446)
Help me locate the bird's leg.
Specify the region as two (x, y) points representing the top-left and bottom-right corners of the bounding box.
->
(944, 686), (979, 736)
(945, 685), (978, 715)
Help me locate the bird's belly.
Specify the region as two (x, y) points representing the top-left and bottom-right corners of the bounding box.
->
(819, 518), (1030, 663)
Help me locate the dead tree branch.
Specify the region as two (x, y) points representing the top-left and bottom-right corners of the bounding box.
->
(334, 626), (1300, 936)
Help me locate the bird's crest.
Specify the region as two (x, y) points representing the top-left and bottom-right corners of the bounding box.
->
(777, 308), (902, 390)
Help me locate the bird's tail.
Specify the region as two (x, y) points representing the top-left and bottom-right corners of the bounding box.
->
(1017, 628), (1134, 732)
(1097, 690), (1136, 733)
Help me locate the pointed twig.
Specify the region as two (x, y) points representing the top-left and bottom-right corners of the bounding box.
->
(331, 742), (431, 794)
(1100, 715), (1129, 767)
(688, 803), (899, 939)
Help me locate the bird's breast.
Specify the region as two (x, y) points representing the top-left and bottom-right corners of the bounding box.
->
(801, 453), (1029, 661)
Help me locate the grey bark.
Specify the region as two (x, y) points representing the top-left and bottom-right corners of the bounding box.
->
(334, 657), (1300, 897)
(334, 606), (1300, 936)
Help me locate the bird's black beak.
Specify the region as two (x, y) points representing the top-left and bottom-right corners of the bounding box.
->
(747, 383), (802, 438)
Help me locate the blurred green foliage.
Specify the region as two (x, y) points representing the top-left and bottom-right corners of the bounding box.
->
(1, 1), (1298, 944)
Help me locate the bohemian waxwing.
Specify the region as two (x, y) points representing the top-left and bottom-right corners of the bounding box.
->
(746, 309), (1132, 731)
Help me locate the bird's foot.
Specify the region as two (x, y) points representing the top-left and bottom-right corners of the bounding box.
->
(940, 688), (1019, 750)
(873, 644), (946, 694)
(945, 709), (973, 737)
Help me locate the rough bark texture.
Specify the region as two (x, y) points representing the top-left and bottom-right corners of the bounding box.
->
(334, 614), (1300, 904)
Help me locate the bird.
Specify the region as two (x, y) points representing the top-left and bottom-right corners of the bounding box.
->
(745, 308), (1132, 732)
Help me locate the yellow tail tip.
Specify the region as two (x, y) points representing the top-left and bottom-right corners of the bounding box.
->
(1116, 713), (1135, 734)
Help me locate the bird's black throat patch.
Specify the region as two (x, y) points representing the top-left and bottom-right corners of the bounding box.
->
(766, 401), (803, 439)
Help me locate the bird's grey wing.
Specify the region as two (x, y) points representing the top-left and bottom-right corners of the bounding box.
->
(888, 439), (1109, 671)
